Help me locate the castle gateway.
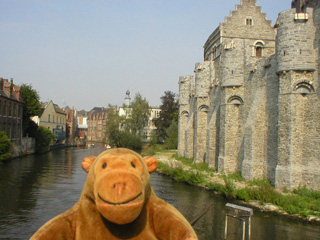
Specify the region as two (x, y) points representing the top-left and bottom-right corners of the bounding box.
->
(178, 0), (320, 190)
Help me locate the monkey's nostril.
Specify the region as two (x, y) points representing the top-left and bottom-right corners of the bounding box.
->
(113, 184), (116, 189)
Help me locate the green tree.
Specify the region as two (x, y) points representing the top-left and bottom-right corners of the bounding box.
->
(164, 120), (178, 149)
(154, 91), (178, 141)
(0, 131), (12, 162)
(105, 105), (123, 147)
(35, 127), (53, 154)
(105, 94), (150, 151)
(124, 93), (150, 136)
(20, 84), (42, 137)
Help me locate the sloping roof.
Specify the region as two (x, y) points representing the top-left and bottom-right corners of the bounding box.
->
(40, 100), (66, 116)
(54, 104), (66, 115)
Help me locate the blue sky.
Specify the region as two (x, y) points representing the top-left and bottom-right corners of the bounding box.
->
(1, 0), (289, 111)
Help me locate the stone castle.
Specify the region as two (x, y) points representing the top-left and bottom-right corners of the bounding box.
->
(178, 0), (320, 190)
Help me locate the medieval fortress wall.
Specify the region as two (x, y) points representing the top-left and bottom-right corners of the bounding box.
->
(178, 0), (320, 190)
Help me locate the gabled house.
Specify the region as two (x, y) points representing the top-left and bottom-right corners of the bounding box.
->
(33, 101), (67, 144)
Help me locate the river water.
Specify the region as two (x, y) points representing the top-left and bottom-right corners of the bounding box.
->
(0, 145), (319, 240)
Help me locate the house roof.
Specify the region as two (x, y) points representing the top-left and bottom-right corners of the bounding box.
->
(88, 107), (110, 120)
(0, 78), (22, 103)
(54, 104), (66, 114)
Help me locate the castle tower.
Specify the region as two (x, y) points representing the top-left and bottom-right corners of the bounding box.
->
(178, 76), (194, 157)
(275, 5), (320, 190)
(193, 62), (212, 163)
(212, 0), (275, 173)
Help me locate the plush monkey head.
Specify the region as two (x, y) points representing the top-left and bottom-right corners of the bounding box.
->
(82, 148), (157, 225)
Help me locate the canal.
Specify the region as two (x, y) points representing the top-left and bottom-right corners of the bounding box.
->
(0, 145), (319, 240)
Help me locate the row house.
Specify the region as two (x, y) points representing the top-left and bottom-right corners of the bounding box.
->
(87, 107), (110, 142)
(0, 78), (23, 146)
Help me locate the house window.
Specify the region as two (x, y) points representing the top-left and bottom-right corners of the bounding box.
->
(48, 114), (51, 122)
(3, 101), (6, 115)
(246, 17), (253, 25)
(8, 102), (11, 116)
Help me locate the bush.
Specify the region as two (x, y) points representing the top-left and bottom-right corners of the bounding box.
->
(0, 131), (12, 162)
(35, 127), (53, 154)
(117, 131), (143, 151)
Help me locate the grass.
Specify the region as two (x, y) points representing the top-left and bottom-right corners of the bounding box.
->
(141, 144), (171, 156)
(155, 151), (320, 220)
(157, 161), (207, 186)
(174, 155), (216, 173)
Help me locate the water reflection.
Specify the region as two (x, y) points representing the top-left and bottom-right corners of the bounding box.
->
(0, 146), (319, 240)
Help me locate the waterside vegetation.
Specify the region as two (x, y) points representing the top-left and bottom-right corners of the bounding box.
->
(142, 145), (320, 223)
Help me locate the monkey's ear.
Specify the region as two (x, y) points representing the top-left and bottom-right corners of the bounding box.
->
(82, 156), (96, 173)
(143, 156), (158, 173)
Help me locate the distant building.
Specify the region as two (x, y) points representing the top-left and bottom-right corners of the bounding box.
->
(87, 107), (110, 142)
(144, 107), (161, 142)
(33, 100), (67, 144)
(64, 106), (77, 145)
(0, 78), (23, 146)
(76, 110), (88, 141)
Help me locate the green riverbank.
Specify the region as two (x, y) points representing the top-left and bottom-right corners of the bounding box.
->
(145, 147), (320, 224)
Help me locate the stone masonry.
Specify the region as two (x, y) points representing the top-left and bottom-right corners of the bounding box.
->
(178, 0), (320, 190)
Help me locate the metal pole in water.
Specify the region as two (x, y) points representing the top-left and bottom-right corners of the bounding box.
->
(224, 203), (253, 240)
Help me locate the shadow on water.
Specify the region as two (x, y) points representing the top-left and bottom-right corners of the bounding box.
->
(0, 145), (319, 240)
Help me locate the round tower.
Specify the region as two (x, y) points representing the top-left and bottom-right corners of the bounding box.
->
(276, 8), (316, 73)
(275, 6), (320, 190)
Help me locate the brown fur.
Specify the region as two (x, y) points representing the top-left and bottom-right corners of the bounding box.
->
(30, 148), (198, 240)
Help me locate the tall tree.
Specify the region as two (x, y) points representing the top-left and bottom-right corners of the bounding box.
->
(105, 94), (150, 151)
(124, 93), (150, 136)
(154, 91), (178, 141)
(105, 105), (123, 147)
(20, 84), (42, 137)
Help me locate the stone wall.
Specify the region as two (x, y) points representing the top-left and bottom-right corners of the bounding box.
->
(178, 0), (320, 190)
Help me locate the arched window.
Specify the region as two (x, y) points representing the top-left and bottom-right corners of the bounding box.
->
(293, 81), (315, 95)
(227, 95), (244, 105)
(198, 105), (209, 112)
(255, 42), (264, 57)
(181, 110), (189, 117)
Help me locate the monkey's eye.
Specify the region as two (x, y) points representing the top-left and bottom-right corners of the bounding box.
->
(102, 163), (107, 169)
(131, 162), (136, 168)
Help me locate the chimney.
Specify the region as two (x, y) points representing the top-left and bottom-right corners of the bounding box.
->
(10, 78), (14, 97)
(0, 78), (3, 92)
